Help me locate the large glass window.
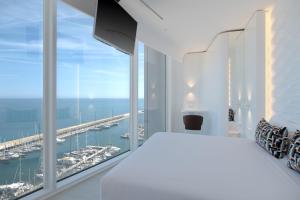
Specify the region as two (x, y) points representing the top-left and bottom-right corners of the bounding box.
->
(56, 1), (130, 180)
(0, 1), (164, 198)
(0, 0), (43, 199)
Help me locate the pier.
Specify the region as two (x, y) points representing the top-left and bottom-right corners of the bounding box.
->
(0, 111), (144, 199)
(0, 113), (130, 151)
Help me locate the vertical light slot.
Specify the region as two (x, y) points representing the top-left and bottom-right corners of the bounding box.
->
(265, 7), (274, 120)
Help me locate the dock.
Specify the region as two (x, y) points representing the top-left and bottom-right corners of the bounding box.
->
(0, 113), (130, 151)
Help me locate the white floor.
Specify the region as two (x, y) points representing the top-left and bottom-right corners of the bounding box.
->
(46, 174), (102, 200)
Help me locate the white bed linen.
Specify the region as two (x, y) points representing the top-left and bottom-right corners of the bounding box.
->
(101, 132), (300, 200)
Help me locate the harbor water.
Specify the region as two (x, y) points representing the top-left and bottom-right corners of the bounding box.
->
(0, 98), (144, 186)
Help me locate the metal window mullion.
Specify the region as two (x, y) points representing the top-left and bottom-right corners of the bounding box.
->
(144, 46), (148, 139)
(166, 56), (172, 132)
(43, 0), (57, 191)
(129, 42), (138, 151)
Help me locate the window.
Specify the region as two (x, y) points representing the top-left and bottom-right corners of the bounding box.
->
(0, 1), (165, 199)
(56, 1), (130, 180)
(0, 0), (43, 199)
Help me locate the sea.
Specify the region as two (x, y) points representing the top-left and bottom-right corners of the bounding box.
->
(0, 98), (144, 186)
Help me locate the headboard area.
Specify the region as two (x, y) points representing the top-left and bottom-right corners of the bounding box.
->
(270, 115), (300, 134)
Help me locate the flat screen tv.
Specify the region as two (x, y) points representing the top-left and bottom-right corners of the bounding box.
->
(94, 0), (137, 55)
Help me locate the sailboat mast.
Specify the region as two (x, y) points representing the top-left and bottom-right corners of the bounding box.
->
(76, 133), (79, 150)
(85, 132), (88, 147)
(19, 156), (22, 182)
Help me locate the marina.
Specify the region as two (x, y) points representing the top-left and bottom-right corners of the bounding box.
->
(121, 129), (145, 141)
(57, 145), (121, 178)
(0, 182), (34, 200)
(0, 108), (144, 199)
(0, 144), (122, 200)
(0, 113), (129, 161)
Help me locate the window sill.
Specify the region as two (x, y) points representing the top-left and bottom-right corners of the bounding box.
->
(21, 152), (130, 200)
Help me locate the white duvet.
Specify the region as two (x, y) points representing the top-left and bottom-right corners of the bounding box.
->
(101, 132), (300, 200)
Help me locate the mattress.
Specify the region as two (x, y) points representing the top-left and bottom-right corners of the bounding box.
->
(101, 132), (300, 200)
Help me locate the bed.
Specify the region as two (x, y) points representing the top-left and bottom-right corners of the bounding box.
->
(101, 132), (300, 200)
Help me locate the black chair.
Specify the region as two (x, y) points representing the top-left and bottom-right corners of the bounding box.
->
(183, 115), (203, 130)
(229, 108), (235, 121)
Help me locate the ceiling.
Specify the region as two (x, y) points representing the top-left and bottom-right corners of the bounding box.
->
(63, 0), (276, 60)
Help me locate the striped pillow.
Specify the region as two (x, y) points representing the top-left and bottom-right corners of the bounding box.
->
(287, 130), (300, 173)
(255, 119), (289, 158)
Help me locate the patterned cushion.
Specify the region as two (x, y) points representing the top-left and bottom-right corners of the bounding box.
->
(255, 118), (289, 158)
(287, 130), (300, 173)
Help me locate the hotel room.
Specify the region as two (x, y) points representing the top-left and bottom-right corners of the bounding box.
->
(0, 0), (299, 199)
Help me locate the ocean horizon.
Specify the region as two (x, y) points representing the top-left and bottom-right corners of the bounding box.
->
(0, 98), (144, 142)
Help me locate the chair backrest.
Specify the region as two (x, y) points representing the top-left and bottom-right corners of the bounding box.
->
(229, 108), (235, 121)
(183, 115), (203, 130)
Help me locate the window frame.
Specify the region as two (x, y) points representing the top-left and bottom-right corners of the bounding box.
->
(20, 0), (139, 199)
(43, 0), (57, 193)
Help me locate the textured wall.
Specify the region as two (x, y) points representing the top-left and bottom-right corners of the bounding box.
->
(269, 0), (300, 132)
(243, 11), (266, 138)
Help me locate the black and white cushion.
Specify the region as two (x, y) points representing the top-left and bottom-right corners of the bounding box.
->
(287, 130), (300, 173)
(255, 118), (289, 158)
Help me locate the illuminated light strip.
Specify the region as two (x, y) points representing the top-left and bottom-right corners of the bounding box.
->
(265, 7), (274, 120)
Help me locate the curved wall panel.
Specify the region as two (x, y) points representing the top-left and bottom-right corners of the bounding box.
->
(269, 0), (300, 132)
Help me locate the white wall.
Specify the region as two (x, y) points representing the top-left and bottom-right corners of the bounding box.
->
(243, 11), (266, 138)
(229, 32), (245, 128)
(199, 34), (229, 135)
(170, 53), (204, 133)
(268, 0), (300, 132)
(171, 35), (229, 135)
(170, 11), (266, 137)
(170, 59), (190, 132)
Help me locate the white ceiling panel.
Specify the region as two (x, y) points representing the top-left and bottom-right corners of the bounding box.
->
(122, 0), (275, 59)
(63, 0), (276, 60)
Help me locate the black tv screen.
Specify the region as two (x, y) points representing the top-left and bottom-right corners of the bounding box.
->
(94, 0), (137, 55)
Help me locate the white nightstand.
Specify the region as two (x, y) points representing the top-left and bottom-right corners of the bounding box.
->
(228, 121), (241, 137)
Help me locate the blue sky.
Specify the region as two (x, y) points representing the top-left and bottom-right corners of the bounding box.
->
(0, 0), (144, 99)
